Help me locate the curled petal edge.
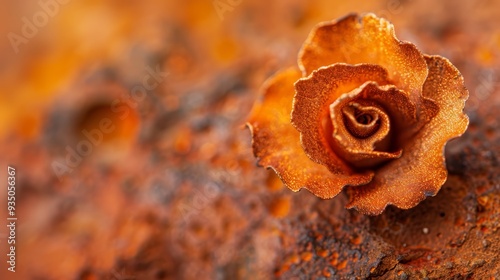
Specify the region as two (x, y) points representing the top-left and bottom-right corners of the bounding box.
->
(292, 63), (392, 173)
(247, 68), (374, 199)
(298, 13), (429, 105)
(346, 55), (469, 215)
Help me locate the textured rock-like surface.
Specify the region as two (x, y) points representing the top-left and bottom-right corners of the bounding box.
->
(0, 0), (499, 279)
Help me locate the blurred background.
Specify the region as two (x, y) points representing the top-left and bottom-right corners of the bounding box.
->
(0, 0), (499, 279)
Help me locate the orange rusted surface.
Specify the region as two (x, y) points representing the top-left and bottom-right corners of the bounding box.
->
(0, 0), (499, 279)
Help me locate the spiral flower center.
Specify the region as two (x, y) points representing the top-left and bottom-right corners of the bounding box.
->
(342, 103), (381, 139)
(328, 83), (409, 168)
(356, 114), (373, 125)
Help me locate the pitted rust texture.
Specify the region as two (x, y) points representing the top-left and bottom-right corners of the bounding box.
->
(2, 0), (500, 279)
(275, 101), (500, 279)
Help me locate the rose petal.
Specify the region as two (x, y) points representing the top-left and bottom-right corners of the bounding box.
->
(338, 82), (419, 131)
(346, 55), (469, 215)
(329, 82), (423, 168)
(298, 13), (428, 103)
(332, 103), (400, 167)
(247, 68), (373, 198)
(292, 64), (391, 173)
(341, 103), (383, 138)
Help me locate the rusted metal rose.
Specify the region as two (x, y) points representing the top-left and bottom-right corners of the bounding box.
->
(247, 13), (469, 215)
